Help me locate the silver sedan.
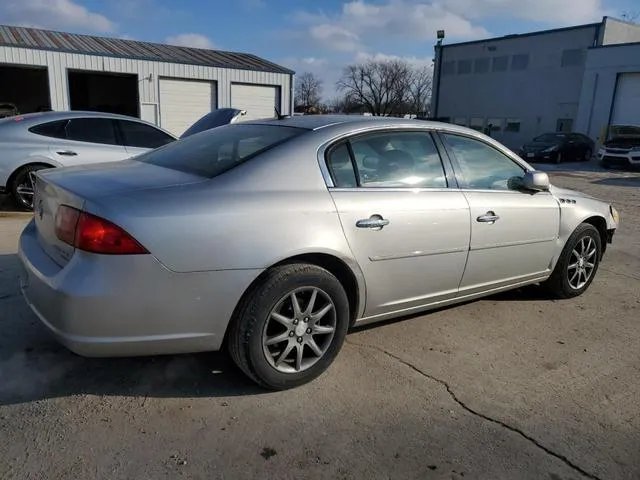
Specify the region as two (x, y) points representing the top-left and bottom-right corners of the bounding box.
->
(18, 116), (620, 390)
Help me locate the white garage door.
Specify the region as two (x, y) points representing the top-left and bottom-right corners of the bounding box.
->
(159, 78), (216, 136)
(611, 73), (640, 125)
(231, 84), (279, 122)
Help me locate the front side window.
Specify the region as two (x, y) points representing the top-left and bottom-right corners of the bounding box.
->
(327, 131), (447, 189)
(138, 124), (305, 178)
(117, 120), (175, 149)
(442, 133), (525, 191)
(66, 118), (118, 145)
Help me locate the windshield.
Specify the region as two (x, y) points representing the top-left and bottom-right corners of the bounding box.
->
(607, 125), (640, 140)
(180, 109), (244, 138)
(533, 133), (566, 143)
(138, 123), (306, 178)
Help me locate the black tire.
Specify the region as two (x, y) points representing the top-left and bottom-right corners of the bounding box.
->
(228, 263), (350, 390)
(583, 148), (592, 162)
(544, 223), (602, 299)
(9, 164), (49, 211)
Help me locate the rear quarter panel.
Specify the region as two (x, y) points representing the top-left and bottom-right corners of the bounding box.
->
(84, 136), (360, 275)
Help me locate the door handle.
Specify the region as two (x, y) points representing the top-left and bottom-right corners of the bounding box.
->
(356, 215), (390, 229)
(56, 150), (77, 156)
(476, 211), (500, 223)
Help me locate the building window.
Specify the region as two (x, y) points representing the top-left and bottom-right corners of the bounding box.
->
(453, 117), (467, 126)
(505, 118), (521, 132)
(556, 118), (573, 132)
(457, 59), (472, 75)
(511, 54), (529, 71)
(470, 117), (484, 131)
(474, 57), (490, 74)
(492, 56), (509, 72)
(442, 61), (456, 76)
(487, 118), (502, 132)
(561, 49), (585, 67)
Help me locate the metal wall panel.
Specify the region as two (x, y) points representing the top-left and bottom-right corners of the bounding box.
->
(0, 46), (292, 121)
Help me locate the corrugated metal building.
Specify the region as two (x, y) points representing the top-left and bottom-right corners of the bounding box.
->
(0, 25), (294, 136)
(431, 16), (640, 150)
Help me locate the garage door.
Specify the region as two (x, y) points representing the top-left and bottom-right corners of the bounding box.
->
(231, 84), (279, 121)
(611, 73), (640, 125)
(159, 78), (216, 136)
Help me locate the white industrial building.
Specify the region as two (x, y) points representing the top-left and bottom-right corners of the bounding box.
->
(432, 16), (640, 149)
(0, 25), (293, 137)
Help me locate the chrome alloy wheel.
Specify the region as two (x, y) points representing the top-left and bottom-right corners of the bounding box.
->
(16, 175), (36, 209)
(567, 236), (597, 290)
(262, 287), (336, 374)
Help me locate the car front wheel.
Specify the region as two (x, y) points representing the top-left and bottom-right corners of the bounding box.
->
(544, 223), (602, 299)
(228, 263), (350, 390)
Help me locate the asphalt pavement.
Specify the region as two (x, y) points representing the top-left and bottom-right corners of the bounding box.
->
(1, 165), (638, 480)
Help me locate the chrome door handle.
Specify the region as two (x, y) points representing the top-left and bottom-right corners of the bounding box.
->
(477, 211), (500, 223)
(56, 150), (77, 156)
(356, 216), (390, 229)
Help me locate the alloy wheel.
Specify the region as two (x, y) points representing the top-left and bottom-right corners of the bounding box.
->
(567, 236), (597, 290)
(262, 287), (336, 374)
(16, 174), (35, 209)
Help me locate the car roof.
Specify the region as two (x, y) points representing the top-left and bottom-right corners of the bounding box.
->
(0, 110), (176, 137)
(247, 114), (463, 132)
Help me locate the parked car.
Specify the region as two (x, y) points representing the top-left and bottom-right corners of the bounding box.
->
(0, 111), (176, 210)
(18, 116), (619, 390)
(518, 132), (594, 164)
(0, 102), (19, 118)
(596, 124), (640, 170)
(180, 108), (247, 138)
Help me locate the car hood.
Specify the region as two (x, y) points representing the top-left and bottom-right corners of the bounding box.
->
(549, 184), (598, 201)
(37, 159), (207, 201)
(522, 142), (557, 151)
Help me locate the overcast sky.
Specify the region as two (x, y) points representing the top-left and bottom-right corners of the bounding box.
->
(0, 0), (637, 100)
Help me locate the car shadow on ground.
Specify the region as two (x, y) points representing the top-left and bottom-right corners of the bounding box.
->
(591, 176), (640, 187)
(0, 253), (267, 407)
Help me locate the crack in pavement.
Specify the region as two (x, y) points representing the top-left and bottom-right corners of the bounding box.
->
(346, 339), (603, 480)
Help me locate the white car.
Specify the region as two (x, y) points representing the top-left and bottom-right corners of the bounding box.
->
(597, 124), (640, 169)
(0, 110), (176, 210)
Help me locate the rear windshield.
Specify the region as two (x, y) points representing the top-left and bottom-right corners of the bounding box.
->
(137, 124), (305, 178)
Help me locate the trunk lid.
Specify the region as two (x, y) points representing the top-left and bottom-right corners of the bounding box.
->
(33, 174), (84, 267)
(33, 159), (206, 266)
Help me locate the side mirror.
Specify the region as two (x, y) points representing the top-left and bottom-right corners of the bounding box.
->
(522, 170), (550, 192)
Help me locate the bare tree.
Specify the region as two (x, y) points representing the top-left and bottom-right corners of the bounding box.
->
(336, 59), (432, 117)
(294, 72), (323, 113)
(406, 65), (433, 117)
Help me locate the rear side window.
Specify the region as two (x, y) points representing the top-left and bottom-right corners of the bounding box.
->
(29, 120), (68, 139)
(117, 120), (175, 149)
(137, 124), (305, 178)
(66, 118), (118, 145)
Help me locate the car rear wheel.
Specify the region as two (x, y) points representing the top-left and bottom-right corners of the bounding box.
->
(544, 223), (602, 299)
(9, 164), (48, 211)
(228, 263), (350, 390)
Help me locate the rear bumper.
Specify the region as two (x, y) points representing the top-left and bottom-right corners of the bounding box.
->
(18, 219), (260, 357)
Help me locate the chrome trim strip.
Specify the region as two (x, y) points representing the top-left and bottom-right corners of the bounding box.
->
(470, 237), (557, 251)
(370, 246), (468, 262)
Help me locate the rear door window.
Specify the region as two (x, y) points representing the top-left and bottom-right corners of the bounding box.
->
(29, 120), (68, 139)
(66, 118), (118, 145)
(137, 124), (306, 178)
(117, 120), (175, 149)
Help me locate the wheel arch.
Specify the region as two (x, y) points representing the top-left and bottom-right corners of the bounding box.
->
(221, 251), (365, 349)
(7, 160), (57, 190)
(582, 215), (608, 257)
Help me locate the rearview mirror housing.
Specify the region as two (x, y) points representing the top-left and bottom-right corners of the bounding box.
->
(522, 170), (550, 192)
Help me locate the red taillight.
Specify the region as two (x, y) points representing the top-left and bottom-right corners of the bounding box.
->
(55, 205), (148, 255)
